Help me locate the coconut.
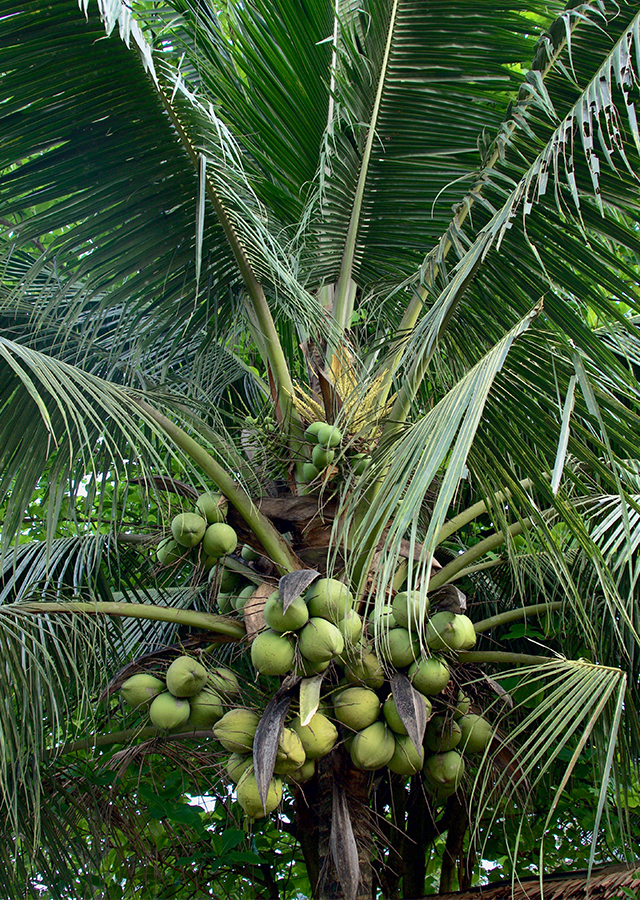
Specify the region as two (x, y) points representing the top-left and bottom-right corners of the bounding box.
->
(156, 538), (186, 566)
(336, 610), (363, 645)
(236, 769), (283, 819)
(455, 614), (477, 650)
(214, 708), (260, 753)
(273, 727), (306, 774)
(304, 421), (326, 442)
(263, 591), (309, 632)
(387, 733), (425, 775)
(344, 649), (385, 689)
(392, 590), (429, 630)
(408, 656), (450, 696)
(216, 591), (234, 614)
(290, 713), (338, 759)
(295, 656), (332, 677)
(458, 714), (493, 754)
(195, 491), (227, 524)
(382, 693), (432, 735)
(350, 722), (396, 771)
(217, 568), (243, 593)
(367, 605), (397, 633)
(302, 463), (320, 483)
(120, 673), (165, 710)
(424, 750), (465, 790)
(311, 444), (335, 469)
(378, 628), (419, 668)
(202, 523), (238, 559)
(288, 758), (315, 783)
(241, 544), (260, 562)
(333, 687), (381, 731)
(149, 693), (191, 730)
(207, 667), (240, 698)
(251, 630), (295, 676)
(306, 578), (354, 621)
(171, 513), (207, 548)
(453, 691), (471, 719)
(351, 453), (371, 476)
(317, 424), (342, 448)
(234, 584), (256, 611)
(424, 716), (462, 753)
(299, 617), (344, 664)
(187, 688), (224, 728)
(226, 753), (253, 784)
(165, 656), (208, 698)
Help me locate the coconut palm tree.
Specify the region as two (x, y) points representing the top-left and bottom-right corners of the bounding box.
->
(1, 0), (640, 895)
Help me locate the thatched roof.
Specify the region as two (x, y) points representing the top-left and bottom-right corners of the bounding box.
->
(431, 864), (640, 900)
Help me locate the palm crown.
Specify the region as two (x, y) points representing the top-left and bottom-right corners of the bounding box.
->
(1, 0), (640, 895)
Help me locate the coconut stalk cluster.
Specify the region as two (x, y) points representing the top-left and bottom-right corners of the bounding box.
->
(156, 492), (238, 570)
(301, 420), (371, 485)
(120, 658), (240, 731)
(205, 576), (496, 819)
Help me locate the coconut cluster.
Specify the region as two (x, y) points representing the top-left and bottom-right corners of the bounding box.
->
(156, 491), (238, 570)
(301, 421), (371, 484)
(120, 657), (240, 732)
(209, 577), (495, 819)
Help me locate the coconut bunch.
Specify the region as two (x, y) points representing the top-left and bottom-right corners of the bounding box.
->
(156, 491), (238, 571)
(119, 657), (240, 732)
(301, 421), (371, 485)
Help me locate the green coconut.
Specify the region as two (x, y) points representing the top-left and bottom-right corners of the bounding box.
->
(156, 538), (186, 566)
(350, 721), (396, 771)
(311, 444), (335, 469)
(263, 591), (310, 632)
(301, 462), (320, 483)
(207, 667), (240, 698)
(387, 733), (425, 775)
(295, 656), (332, 677)
(234, 584), (257, 611)
(424, 716), (462, 753)
(299, 617), (344, 664)
(453, 691), (471, 720)
(226, 753), (254, 784)
(149, 692), (191, 730)
(288, 758), (316, 783)
(378, 627), (419, 668)
(304, 421), (326, 442)
(306, 579), (355, 621)
(251, 630), (295, 676)
(455, 614), (477, 650)
(241, 544), (260, 562)
(458, 714), (493, 754)
(171, 513), (207, 548)
(351, 453), (371, 476)
(202, 522), (238, 559)
(187, 688), (224, 728)
(392, 590), (429, 630)
(382, 693), (432, 735)
(216, 591), (234, 614)
(290, 713), (338, 759)
(236, 769), (283, 819)
(367, 605), (397, 633)
(195, 491), (227, 524)
(120, 673), (165, 710)
(333, 687), (381, 731)
(336, 610), (363, 644)
(273, 727), (306, 774)
(217, 568), (244, 593)
(408, 656), (450, 696)
(424, 750), (465, 790)
(214, 708), (260, 753)
(165, 656), (208, 698)
(317, 424), (342, 448)
(344, 649), (385, 689)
